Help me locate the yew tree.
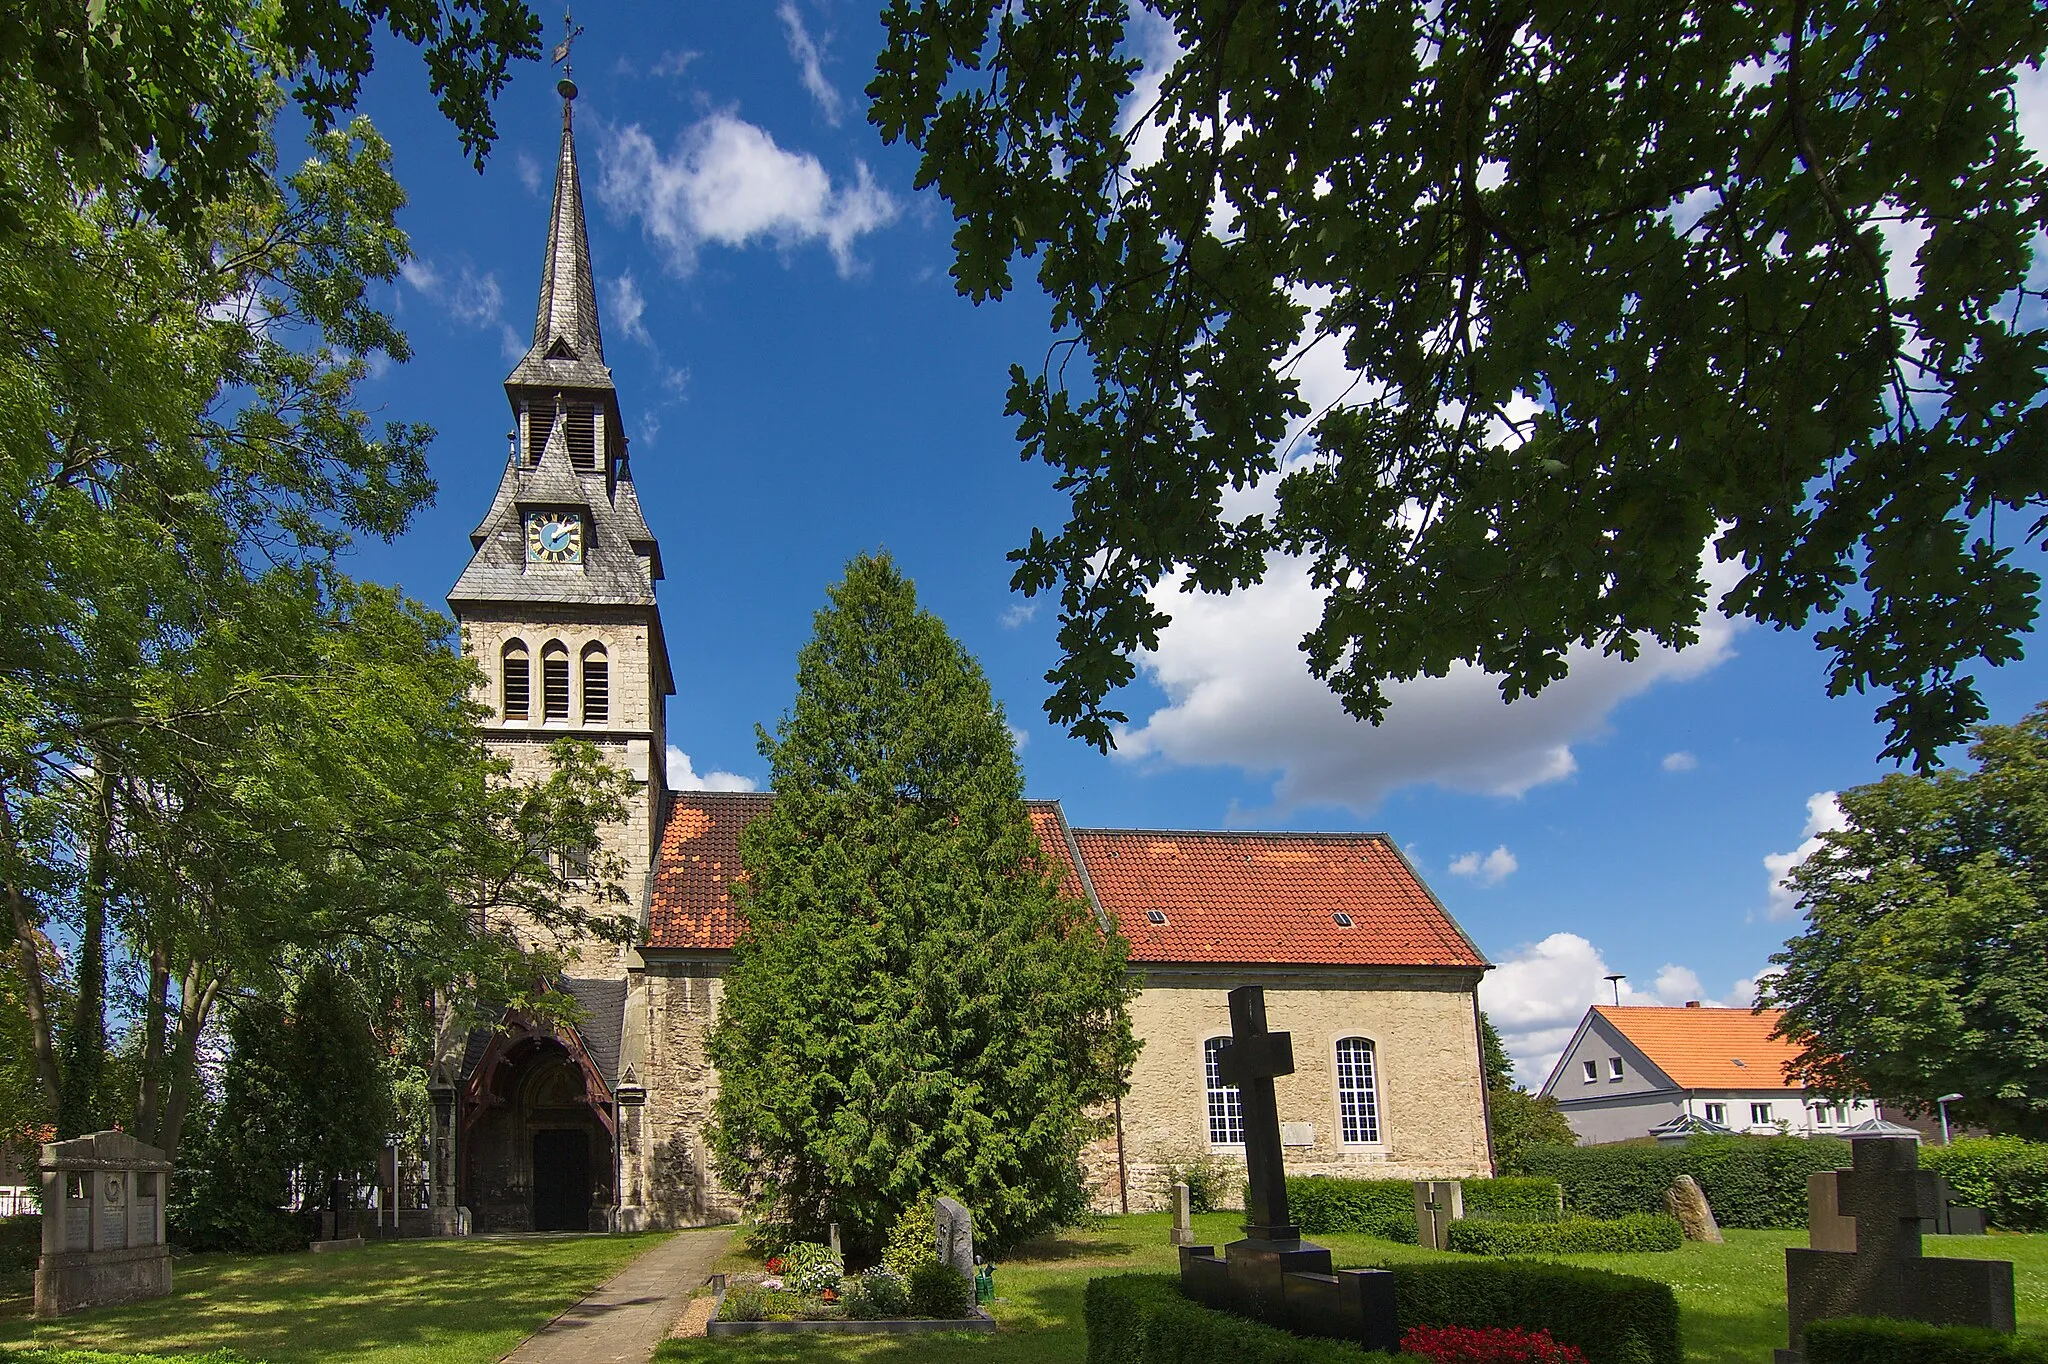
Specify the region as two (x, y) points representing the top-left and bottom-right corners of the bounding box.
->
(1765, 701), (2048, 1137)
(871, 1), (2048, 767)
(708, 553), (1137, 1255)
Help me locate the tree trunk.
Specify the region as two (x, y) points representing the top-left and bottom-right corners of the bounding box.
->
(156, 967), (221, 1163)
(132, 946), (172, 1145)
(57, 764), (114, 1137)
(1, 790), (62, 1116)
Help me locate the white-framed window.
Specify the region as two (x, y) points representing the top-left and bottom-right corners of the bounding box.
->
(1581, 1059), (1598, 1083)
(1751, 1102), (1774, 1126)
(1335, 1037), (1381, 1144)
(1203, 1037), (1244, 1146)
(1608, 1057), (1624, 1080)
(1704, 1102), (1727, 1125)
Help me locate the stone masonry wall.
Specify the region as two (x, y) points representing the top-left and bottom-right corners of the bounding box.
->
(1110, 967), (1492, 1212)
(634, 957), (742, 1227)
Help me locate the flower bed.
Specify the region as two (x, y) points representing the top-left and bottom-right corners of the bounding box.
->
(705, 1239), (994, 1338)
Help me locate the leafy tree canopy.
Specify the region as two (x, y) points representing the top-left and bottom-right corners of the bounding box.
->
(872, 0), (2048, 766)
(6, 0), (542, 233)
(708, 553), (1137, 1256)
(1765, 700), (2048, 1137)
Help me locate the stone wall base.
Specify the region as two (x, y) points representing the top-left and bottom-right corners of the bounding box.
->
(35, 1244), (172, 1318)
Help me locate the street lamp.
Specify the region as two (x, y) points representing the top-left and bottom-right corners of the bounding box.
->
(1936, 1093), (1963, 1146)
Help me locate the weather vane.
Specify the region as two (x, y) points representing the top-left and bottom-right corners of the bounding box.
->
(552, 7), (585, 97)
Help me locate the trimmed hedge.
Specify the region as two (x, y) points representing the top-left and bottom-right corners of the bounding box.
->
(1922, 1138), (2048, 1232)
(1445, 1214), (1684, 1256)
(1286, 1177), (1563, 1241)
(1805, 1318), (2048, 1364)
(1518, 1135), (1851, 1228)
(1085, 1274), (1397, 1364)
(1394, 1260), (1681, 1364)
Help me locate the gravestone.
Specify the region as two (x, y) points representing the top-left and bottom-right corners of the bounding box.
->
(1170, 1181), (1195, 1246)
(828, 1222), (842, 1258)
(934, 1196), (975, 1297)
(35, 1131), (172, 1318)
(1665, 1175), (1723, 1243)
(1178, 986), (1399, 1353)
(1414, 1181), (1462, 1251)
(1776, 1135), (2015, 1364)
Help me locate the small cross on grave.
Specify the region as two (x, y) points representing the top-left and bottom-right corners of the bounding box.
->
(1179, 986), (1397, 1352)
(1777, 1135), (2015, 1363)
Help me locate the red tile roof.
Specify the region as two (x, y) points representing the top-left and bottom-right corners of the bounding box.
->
(647, 793), (1091, 951)
(1071, 829), (1485, 968)
(646, 796), (1484, 971)
(1593, 1006), (1805, 1089)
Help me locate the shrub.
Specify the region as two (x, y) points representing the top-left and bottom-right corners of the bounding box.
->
(719, 1284), (806, 1323)
(906, 1260), (974, 1319)
(842, 1265), (911, 1320)
(1403, 1324), (1589, 1364)
(1160, 1150), (1238, 1214)
(1446, 1214), (1684, 1256)
(1804, 1317), (2048, 1364)
(1084, 1274), (1396, 1364)
(1465, 1178), (1565, 1223)
(1921, 1138), (2048, 1231)
(1287, 1176), (1417, 1241)
(1393, 1259), (1682, 1364)
(882, 1201), (938, 1277)
(777, 1240), (841, 1289)
(1517, 1136), (1850, 1228)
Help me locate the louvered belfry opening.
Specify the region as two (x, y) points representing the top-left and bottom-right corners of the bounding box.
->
(542, 641), (570, 720)
(528, 404), (555, 463)
(581, 643), (609, 724)
(565, 407), (597, 470)
(503, 642), (531, 720)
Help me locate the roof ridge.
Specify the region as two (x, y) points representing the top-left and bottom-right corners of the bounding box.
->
(1073, 826), (1394, 842)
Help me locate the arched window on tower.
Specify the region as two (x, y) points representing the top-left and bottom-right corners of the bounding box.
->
(1335, 1037), (1382, 1144)
(502, 641), (530, 720)
(541, 641), (570, 721)
(581, 643), (609, 724)
(1203, 1037), (1244, 1146)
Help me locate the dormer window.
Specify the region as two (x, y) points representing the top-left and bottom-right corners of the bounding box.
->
(545, 336), (575, 360)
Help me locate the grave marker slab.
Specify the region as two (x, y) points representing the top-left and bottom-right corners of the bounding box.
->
(35, 1131), (172, 1318)
(934, 1196), (974, 1296)
(1170, 1182), (1195, 1246)
(1414, 1181), (1462, 1252)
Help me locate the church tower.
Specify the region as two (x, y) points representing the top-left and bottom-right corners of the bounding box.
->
(447, 78), (672, 973)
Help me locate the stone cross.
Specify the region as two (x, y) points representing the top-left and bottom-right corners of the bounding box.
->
(1777, 1136), (2015, 1363)
(1170, 1181), (1195, 1246)
(1214, 985), (1299, 1241)
(1414, 1180), (1463, 1251)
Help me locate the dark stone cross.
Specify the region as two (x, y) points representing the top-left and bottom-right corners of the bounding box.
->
(1215, 985), (1299, 1241)
(1179, 986), (1397, 1352)
(1776, 1135), (2016, 1364)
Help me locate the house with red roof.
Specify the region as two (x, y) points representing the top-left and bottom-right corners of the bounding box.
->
(641, 794), (1495, 1220)
(1537, 1004), (1876, 1144)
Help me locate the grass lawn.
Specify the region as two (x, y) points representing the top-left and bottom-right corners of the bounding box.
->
(656, 1214), (2048, 1364)
(0, 1234), (670, 1364)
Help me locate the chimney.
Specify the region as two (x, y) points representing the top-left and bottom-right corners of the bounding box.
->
(1684, 1000), (1702, 1008)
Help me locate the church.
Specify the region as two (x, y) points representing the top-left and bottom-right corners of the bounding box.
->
(427, 82), (1495, 1235)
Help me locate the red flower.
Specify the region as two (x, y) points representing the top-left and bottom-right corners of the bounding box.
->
(1401, 1325), (1589, 1364)
(820, 1289), (838, 1302)
(765, 1257), (784, 1273)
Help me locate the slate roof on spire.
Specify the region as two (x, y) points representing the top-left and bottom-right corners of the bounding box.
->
(506, 97), (612, 393)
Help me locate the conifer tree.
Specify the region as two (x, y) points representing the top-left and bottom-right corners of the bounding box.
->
(709, 553), (1136, 1256)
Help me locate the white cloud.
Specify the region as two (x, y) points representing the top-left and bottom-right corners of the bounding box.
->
(651, 49), (699, 81)
(1000, 600), (1040, 629)
(1661, 750), (1698, 773)
(1763, 791), (1848, 921)
(777, 2), (844, 125)
(1117, 7), (1183, 173)
(1006, 723), (1030, 753)
(516, 151), (544, 196)
(1480, 932), (1765, 1087)
(1449, 845), (1517, 887)
(666, 746), (759, 793)
(607, 272), (653, 346)
(401, 258), (504, 329)
(1117, 550), (1745, 815)
(599, 115), (897, 277)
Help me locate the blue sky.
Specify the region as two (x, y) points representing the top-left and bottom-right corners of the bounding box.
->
(341, 3), (2048, 1084)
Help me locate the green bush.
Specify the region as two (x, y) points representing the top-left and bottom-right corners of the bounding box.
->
(1393, 1259), (1681, 1364)
(719, 1284), (807, 1323)
(907, 1260), (974, 1318)
(1160, 1150), (1238, 1214)
(1466, 1178), (1565, 1223)
(1084, 1274), (1396, 1364)
(1517, 1135), (1850, 1228)
(1288, 1176), (1417, 1241)
(1804, 1317), (2048, 1364)
(843, 1265), (912, 1319)
(882, 1201), (939, 1277)
(1922, 1138), (2048, 1231)
(776, 1240), (840, 1282)
(0, 1216), (39, 1274)
(1445, 1213), (1684, 1255)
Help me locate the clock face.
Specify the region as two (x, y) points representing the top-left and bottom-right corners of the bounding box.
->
(526, 512), (583, 564)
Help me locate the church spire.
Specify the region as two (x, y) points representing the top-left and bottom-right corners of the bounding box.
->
(528, 84), (603, 365)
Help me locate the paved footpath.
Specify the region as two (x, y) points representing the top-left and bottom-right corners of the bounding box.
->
(501, 1227), (733, 1364)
